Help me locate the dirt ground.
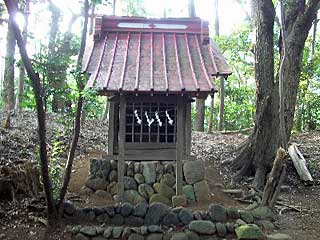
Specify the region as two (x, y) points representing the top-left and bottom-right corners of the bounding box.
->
(1, 112), (320, 239)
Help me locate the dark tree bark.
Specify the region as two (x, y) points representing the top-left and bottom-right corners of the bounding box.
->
(194, 99), (205, 132)
(231, 0), (320, 190)
(57, 0), (89, 217)
(4, 0), (57, 223)
(2, 0), (17, 112)
(217, 77), (225, 131)
(15, 0), (30, 112)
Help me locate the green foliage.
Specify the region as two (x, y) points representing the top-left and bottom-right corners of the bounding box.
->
(122, 0), (146, 16)
(215, 23), (254, 87)
(294, 37), (320, 131)
(223, 83), (255, 130)
(48, 134), (66, 199)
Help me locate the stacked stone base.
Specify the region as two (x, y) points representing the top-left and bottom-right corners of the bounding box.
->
(85, 159), (210, 207)
(65, 202), (278, 240)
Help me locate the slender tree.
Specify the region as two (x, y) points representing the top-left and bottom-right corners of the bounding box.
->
(231, 0), (320, 189)
(4, 0), (57, 222)
(15, 0), (30, 111)
(57, 0), (89, 216)
(2, 0), (17, 112)
(4, 0), (90, 223)
(208, 0), (219, 133)
(189, 0), (205, 132)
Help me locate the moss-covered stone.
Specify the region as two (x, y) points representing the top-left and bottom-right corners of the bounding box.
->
(235, 224), (266, 240)
(153, 182), (175, 199)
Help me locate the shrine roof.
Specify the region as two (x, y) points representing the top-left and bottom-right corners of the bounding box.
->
(82, 16), (231, 96)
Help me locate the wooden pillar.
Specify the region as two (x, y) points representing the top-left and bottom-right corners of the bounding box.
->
(185, 101), (191, 155)
(176, 97), (185, 195)
(117, 95), (126, 202)
(107, 101), (115, 155)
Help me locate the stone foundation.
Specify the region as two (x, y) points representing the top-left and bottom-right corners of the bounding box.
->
(65, 202), (276, 240)
(85, 159), (210, 207)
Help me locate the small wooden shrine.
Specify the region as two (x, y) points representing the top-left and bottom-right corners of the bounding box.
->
(82, 16), (231, 201)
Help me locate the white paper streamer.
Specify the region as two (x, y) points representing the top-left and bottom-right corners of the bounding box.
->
(165, 110), (174, 125)
(155, 112), (162, 127)
(145, 111), (154, 127)
(134, 109), (142, 125)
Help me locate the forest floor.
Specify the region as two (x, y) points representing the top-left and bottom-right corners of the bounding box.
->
(0, 111), (320, 239)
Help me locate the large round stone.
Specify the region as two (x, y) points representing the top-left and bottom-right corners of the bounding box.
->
(235, 224), (266, 240)
(134, 173), (145, 184)
(208, 204), (227, 222)
(96, 213), (110, 223)
(193, 180), (210, 202)
(107, 181), (118, 195)
(133, 202), (149, 217)
(112, 226), (124, 238)
(153, 182), (175, 199)
(124, 216), (144, 226)
(134, 162), (141, 173)
(216, 223), (227, 237)
(149, 194), (171, 206)
(182, 185), (196, 203)
(171, 232), (188, 240)
(80, 226), (97, 236)
(127, 161), (135, 177)
(178, 208), (193, 225)
(189, 220), (216, 235)
(128, 233), (144, 240)
(121, 202), (133, 217)
(160, 173), (176, 188)
(172, 195), (187, 207)
(111, 214), (124, 225)
(143, 162), (157, 184)
(124, 176), (138, 190)
(138, 184), (155, 199)
(183, 161), (205, 184)
(144, 202), (169, 225)
(123, 190), (146, 205)
(85, 178), (108, 191)
(162, 212), (180, 226)
(89, 159), (111, 179)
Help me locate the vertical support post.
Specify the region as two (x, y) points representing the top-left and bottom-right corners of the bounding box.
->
(185, 100), (191, 155)
(117, 95), (126, 202)
(176, 97), (185, 195)
(108, 101), (115, 155)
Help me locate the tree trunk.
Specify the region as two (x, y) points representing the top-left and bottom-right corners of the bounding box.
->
(194, 99), (205, 132)
(295, 17), (317, 131)
(188, 0), (196, 17)
(217, 77), (225, 131)
(231, 0), (278, 190)
(231, 0), (319, 190)
(113, 0), (117, 15)
(102, 98), (109, 120)
(4, 0), (57, 223)
(188, 0), (206, 132)
(208, 94), (215, 133)
(2, 4), (16, 112)
(89, 3), (95, 35)
(58, 0), (88, 207)
(208, 0), (219, 133)
(15, 0), (30, 112)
